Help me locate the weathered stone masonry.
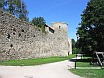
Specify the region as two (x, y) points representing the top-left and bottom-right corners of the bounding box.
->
(0, 11), (72, 61)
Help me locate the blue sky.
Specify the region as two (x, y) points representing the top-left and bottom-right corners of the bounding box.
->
(23, 0), (89, 41)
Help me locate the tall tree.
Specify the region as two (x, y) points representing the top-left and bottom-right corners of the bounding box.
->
(0, 0), (3, 8)
(0, 0), (4, 9)
(2, 0), (28, 21)
(72, 39), (77, 54)
(77, 0), (104, 54)
(72, 39), (76, 49)
(31, 17), (46, 32)
(19, 1), (28, 21)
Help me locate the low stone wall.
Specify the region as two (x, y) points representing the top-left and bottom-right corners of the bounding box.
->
(0, 11), (69, 61)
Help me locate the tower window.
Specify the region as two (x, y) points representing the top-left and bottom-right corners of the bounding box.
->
(59, 26), (61, 29)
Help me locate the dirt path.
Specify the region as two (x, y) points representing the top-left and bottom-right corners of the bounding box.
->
(0, 59), (82, 78)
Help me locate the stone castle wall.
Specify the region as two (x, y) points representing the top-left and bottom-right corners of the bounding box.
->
(0, 11), (70, 61)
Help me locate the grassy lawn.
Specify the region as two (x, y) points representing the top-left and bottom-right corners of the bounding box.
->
(76, 61), (100, 67)
(77, 62), (92, 67)
(76, 56), (99, 67)
(70, 69), (104, 78)
(77, 57), (91, 67)
(69, 56), (104, 78)
(0, 54), (75, 66)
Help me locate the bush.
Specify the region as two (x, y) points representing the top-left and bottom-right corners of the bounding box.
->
(72, 48), (81, 54)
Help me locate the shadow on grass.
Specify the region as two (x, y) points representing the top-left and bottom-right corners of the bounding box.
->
(77, 59), (91, 62)
(69, 58), (91, 62)
(69, 58), (77, 62)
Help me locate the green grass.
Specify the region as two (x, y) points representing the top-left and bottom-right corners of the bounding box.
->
(77, 62), (92, 67)
(76, 56), (99, 67)
(76, 62), (100, 67)
(76, 56), (91, 67)
(69, 56), (104, 78)
(68, 54), (76, 59)
(70, 69), (104, 78)
(0, 54), (75, 66)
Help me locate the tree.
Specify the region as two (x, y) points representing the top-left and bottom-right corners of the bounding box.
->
(0, 0), (4, 9)
(72, 39), (76, 54)
(2, 0), (28, 21)
(0, 0), (3, 8)
(77, 0), (104, 54)
(72, 39), (76, 49)
(31, 17), (46, 32)
(18, 1), (29, 21)
(71, 39), (81, 54)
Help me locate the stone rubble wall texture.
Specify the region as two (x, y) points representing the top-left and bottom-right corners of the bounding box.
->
(0, 11), (71, 61)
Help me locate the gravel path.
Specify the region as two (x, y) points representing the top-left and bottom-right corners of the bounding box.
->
(0, 59), (83, 78)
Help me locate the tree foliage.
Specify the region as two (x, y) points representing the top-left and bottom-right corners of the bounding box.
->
(77, 0), (104, 54)
(0, 0), (28, 21)
(72, 39), (81, 54)
(18, 1), (29, 21)
(72, 39), (76, 49)
(72, 39), (76, 54)
(31, 17), (46, 32)
(0, 0), (3, 8)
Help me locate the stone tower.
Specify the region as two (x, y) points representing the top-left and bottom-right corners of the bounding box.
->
(46, 22), (70, 56)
